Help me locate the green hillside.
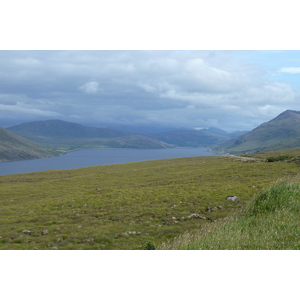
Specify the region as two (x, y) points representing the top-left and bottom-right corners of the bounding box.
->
(215, 110), (300, 154)
(0, 127), (58, 162)
(7, 120), (171, 150)
(1, 149), (299, 250)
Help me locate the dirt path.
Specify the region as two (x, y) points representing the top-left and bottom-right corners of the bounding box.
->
(223, 155), (262, 162)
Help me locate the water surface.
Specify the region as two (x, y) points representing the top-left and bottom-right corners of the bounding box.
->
(0, 148), (220, 175)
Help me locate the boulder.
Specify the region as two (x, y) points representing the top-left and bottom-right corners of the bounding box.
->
(187, 214), (206, 220)
(22, 230), (32, 235)
(226, 196), (240, 201)
(42, 229), (49, 235)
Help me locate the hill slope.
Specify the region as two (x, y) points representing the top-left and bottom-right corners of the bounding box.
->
(7, 120), (171, 150)
(0, 151), (300, 250)
(215, 110), (300, 154)
(1, 149), (300, 249)
(0, 127), (58, 162)
(159, 178), (300, 250)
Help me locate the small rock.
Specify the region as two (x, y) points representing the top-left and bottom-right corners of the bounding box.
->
(205, 207), (212, 213)
(216, 206), (224, 209)
(127, 231), (141, 235)
(187, 214), (206, 220)
(172, 217), (177, 220)
(84, 204), (88, 207)
(226, 196), (240, 201)
(42, 229), (49, 235)
(83, 238), (94, 243)
(22, 230), (32, 235)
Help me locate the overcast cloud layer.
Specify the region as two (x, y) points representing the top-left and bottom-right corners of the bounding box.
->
(1, 50), (300, 132)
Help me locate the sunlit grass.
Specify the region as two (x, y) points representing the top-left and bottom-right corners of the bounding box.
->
(1, 152), (300, 250)
(159, 178), (300, 250)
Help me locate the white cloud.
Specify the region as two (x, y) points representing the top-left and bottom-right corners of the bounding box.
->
(279, 67), (300, 74)
(138, 83), (157, 93)
(79, 81), (101, 94)
(13, 58), (41, 66)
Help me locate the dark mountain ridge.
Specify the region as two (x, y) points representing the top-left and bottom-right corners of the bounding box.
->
(7, 120), (248, 149)
(8, 119), (131, 139)
(7, 120), (171, 150)
(0, 127), (58, 162)
(215, 110), (300, 154)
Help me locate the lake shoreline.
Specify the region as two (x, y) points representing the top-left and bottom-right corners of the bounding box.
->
(0, 148), (221, 176)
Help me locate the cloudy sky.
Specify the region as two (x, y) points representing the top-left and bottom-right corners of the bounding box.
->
(1, 50), (300, 132)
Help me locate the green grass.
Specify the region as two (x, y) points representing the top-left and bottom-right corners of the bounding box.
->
(1, 150), (300, 250)
(159, 178), (300, 250)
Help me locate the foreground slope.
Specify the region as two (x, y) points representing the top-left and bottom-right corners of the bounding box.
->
(159, 178), (300, 250)
(0, 127), (58, 162)
(215, 110), (300, 154)
(7, 119), (171, 150)
(0, 151), (299, 250)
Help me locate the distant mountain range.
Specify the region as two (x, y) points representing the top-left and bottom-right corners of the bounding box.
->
(0, 127), (58, 162)
(7, 120), (247, 150)
(147, 129), (229, 147)
(215, 110), (300, 154)
(4, 110), (300, 162)
(7, 120), (171, 151)
(146, 127), (247, 147)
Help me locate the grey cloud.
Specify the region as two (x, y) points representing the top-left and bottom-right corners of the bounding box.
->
(0, 50), (299, 131)
(79, 81), (101, 94)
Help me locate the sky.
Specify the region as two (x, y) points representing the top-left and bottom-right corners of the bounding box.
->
(1, 1), (299, 298)
(1, 50), (300, 132)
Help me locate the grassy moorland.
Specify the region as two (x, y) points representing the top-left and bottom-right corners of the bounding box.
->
(0, 151), (300, 250)
(159, 178), (300, 250)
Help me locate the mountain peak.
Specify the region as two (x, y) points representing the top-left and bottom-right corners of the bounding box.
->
(273, 110), (300, 121)
(217, 109), (300, 154)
